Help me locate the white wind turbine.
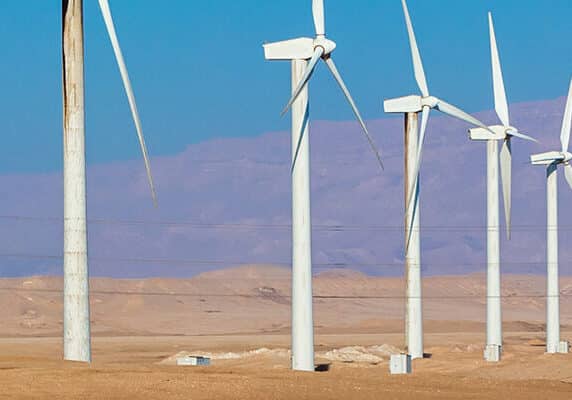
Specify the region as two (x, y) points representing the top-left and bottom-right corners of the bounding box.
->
(530, 78), (572, 355)
(62, 0), (156, 363)
(468, 12), (536, 362)
(263, 0), (383, 371)
(383, 0), (491, 360)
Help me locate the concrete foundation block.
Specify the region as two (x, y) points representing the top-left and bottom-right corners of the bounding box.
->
(484, 344), (502, 362)
(558, 341), (569, 354)
(546, 342), (559, 354)
(176, 356), (211, 366)
(390, 354), (412, 375)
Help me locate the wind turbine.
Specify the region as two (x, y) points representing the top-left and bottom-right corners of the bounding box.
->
(468, 12), (537, 362)
(383, 0), (491, 360)
(530, 78), (572, 355)
(62, 0), (156, 363)
(263, 0), (383, 371)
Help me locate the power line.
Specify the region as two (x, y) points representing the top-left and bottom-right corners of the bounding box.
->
(0, 252), (562, 268)
(0, 215), (568, 232)
(0, 286), (568, 300)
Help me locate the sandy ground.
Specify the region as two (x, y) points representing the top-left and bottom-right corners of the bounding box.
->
(0, 333), (571, 399)
(1, 267), (572, 398)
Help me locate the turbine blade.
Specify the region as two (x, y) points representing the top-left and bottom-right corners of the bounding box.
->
(509, 130), (538, 143)
(401, 0), (429, 97)
(312, 0), (325, 36)
(98, 0), (157, 205)
(488, 12), (510, 127)
(500, 138), (512, 239)
(281, 47), (324, 116)
(565, 163), (572, 190)
(405, 106), (430, 250)
(291, 103), (311, 173)
(324, 57), (384, 170)
(434, 99), (490, 131)
(560, 78), (572, 153)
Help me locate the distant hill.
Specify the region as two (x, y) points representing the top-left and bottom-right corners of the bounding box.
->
(1, 267), (571, 337)
(0, 96), (570, 278)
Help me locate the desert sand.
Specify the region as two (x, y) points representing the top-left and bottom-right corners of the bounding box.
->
(0, 265), (571, 399)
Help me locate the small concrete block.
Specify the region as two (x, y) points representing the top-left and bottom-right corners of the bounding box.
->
(546, 342), (559, 354)
(558, 341), (569, 354)
(176, 356), (211, 366)
(389, 354), (412, 375)
(484, 345), (502, 362)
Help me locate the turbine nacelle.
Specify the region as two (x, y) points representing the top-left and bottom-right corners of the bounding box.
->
(531, 150), (572, 190)
(263, 37), (336, 61)
(383, 95), (440, 114)
(530, 151), (571, 165)
(469, 125), (537, 142)
(469, 125), (511, 141)
(384, 95), (422, 113)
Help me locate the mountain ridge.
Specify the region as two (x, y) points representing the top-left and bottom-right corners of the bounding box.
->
(0, 96), (569, 278)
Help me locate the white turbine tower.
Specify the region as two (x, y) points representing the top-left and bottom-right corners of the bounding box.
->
(468, 13), (536, 362)
(62, 0), (156, 363)
(383, 0), (491, 360)
(530, 78), (572, 355)
(263, 0), (383, 371)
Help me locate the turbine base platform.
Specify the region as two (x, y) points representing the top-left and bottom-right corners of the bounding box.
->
(484, 344), (502, 362)
(389, 354), (412, 375)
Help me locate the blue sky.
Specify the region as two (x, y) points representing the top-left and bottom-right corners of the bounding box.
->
(0, 0), (570, 173)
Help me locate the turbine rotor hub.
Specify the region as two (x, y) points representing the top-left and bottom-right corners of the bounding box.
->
(505, 127), (517, 136)
(313, 36), (336, 56)
(421, 96), (438, 108)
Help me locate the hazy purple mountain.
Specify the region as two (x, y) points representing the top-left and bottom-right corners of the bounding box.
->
(1, 96), (571, 278)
